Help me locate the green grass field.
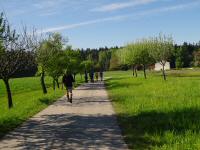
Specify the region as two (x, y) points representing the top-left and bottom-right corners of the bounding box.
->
(0, 75), (83, 138)
(105, 70), (200, 150)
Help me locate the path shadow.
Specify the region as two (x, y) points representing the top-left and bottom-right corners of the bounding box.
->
(0, 114), (126, 150)
(117, 107), (200, 149)
(54, 95), (111, 107)
(76, 82), (105, 91)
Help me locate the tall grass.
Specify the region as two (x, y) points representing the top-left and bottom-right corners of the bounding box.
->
(105, 70), (200, 149)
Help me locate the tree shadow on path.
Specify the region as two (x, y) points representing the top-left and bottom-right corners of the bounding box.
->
(0, 114), (127, 150)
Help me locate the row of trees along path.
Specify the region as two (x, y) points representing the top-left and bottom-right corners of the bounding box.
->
(116, 34), (174, 80)
(0, 12), (110, 109)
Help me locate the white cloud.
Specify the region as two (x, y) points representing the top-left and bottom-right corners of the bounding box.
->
(91, 0), (157, 12)
(38, 1), (200, 34)
(39, 15), (126, 33)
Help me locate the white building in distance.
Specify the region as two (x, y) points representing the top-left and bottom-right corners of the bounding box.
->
(154, 62), (170, 71)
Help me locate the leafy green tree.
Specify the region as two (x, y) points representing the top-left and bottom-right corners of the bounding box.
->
(99, 51), (111, 71)
(149, 34), (174, 80)
(47, 51), (67, 90)
(117, 45), (138, 77)
(64, 48), (81, 81)
(45, 33), (67, 90)
(109, 50), (121, 71)
(193, 49), (200, 67)
(133, 40), (154, 79)
(175, 47), (184, 68)
(80, 60), (94, 82)
(36, 40), (50, 94)
(37, 33), (68, 91)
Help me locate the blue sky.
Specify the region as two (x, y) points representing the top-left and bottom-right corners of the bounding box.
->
(0, 0), (200, 49)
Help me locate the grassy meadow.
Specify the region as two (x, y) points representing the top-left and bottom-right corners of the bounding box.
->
(0, 75), (83, 138)
(105, 69), (200, 150)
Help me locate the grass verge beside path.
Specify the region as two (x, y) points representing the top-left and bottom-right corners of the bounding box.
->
(105, 70), (200, 150)
(0, 75), (83, 138)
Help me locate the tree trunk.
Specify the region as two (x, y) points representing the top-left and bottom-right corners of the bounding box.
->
(143, 64), (147, 79)
(134, 66), (138, 77)
(132, 65), (134, 77)
(84, 69), (88, 83)
(56, 78), (60, 88)
(3, 79), (13, 109)
(162, 64), (166, 80)
(53, 79), (56, 91)
(41, 70), (47, 94)
(73, 73), (76, 82)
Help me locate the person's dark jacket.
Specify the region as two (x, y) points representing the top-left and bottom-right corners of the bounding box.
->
(62, 74), (74, 87)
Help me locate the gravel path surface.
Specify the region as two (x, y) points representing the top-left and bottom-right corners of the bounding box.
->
(0, 82), (128, 150)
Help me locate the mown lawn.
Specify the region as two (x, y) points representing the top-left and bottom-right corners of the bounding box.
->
(0, 75), (83, 138)
(105, 70), (200, 150)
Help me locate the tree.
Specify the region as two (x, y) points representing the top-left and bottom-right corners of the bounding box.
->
(99, 51), (111, 71)
(193, 49), (200, 67)
(64, 48), (81, 81)
(36, 33), (68, 92)
(109, 50), (121, 71)
(47, 51), (67, 90)
(45, 33), (67, 90)
(80, 60), (94, 83)
(0, 13), (34, 108)
(175, 47), (184, 68)
(12, 51), (37, 78)
(36, 40), (50, 94)
(132, 40), (154, 79)
(149, 34), (174, 80)
(117, 44), (138, 77)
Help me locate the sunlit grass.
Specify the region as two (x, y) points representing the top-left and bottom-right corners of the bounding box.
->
(0, 74), (83, 138)
(105, 70), (200, 149)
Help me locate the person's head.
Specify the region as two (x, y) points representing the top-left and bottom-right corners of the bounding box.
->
(65, 70), (71, 75)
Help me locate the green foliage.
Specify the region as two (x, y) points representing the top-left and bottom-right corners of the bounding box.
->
(94, 63), (101, 72)
(193, 49), (200, 67)
(99, 51), (111, 71)
(80, 60), (94, 72)
(116, 34), (174, 79)
(36, 32), (69, 91)
(105, 70), (200, 150)
(36, 40), (51, 69)
(109, 50), (121, 71)
(116, 34), (173, 68)
(46, 33), (67, 79)
(147, 34), (173, 64)
(175, 47), (184, 68)
(64, 48), (81, 74)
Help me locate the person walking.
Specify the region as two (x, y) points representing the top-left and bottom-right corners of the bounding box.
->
(62, 71), (75, 103)
(89, 69), (94, 83)
(95, 72), (99, 82)
(100, 70), (103, 81)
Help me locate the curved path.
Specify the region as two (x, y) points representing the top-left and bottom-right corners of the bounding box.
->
(0, 82), (128, 150)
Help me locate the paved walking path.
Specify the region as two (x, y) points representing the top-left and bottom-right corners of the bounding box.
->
(0, 82), (128, 150)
